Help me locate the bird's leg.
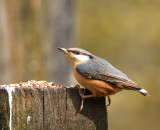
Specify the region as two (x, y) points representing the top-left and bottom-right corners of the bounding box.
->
(79, 93), (94, 111)
(70, 84), (94, 111)
(107, 96), (111, 106)
(76, 84), (94, 99)
(75, 84), (95, 111)
(75, 84), (94, 111)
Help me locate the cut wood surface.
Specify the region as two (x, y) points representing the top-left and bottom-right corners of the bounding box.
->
(0, 87), (108, 130)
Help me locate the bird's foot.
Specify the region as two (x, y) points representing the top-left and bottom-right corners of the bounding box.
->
(107, 96), (111, 106)
(69, 84), (80, 88)
(70, 84), (94, 111)
(69, 84), (85, 111)
(79, 94), (95, 111)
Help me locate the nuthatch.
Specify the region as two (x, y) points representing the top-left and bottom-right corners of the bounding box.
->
(58, 47), (149, 110)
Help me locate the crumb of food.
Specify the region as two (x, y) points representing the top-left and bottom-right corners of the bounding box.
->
(0, 80), (67, 88)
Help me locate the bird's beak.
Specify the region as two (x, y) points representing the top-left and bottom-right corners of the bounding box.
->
(57, 47), (68, 54)
(58, 47), (74, 59)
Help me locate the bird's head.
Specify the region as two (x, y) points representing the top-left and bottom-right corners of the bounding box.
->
(58, 47), (93, 66)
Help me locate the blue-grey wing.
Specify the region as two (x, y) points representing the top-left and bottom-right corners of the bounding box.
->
(76, 56), (141, 88)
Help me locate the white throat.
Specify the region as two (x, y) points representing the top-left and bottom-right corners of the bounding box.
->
(74, 55), (89, 62)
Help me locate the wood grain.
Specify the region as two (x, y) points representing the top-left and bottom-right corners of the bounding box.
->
(0, 87), (108, 130)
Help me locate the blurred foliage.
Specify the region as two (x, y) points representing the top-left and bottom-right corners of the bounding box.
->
(77, 0), (160, 130)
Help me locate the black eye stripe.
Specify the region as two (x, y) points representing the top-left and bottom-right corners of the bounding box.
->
(72, 51), (78, 54)
(69, 50), (80, 55)
(76, 51), (80, 54)
(68, 50), (93, 58)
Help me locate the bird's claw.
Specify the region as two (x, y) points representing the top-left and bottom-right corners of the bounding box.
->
(107, 96), (111, 106)
(69, 84), (85, 111)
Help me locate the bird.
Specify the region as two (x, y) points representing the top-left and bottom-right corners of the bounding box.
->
(58, 47), (149, 110)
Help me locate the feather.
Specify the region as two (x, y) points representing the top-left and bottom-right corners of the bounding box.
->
(76, 55), (143, 90)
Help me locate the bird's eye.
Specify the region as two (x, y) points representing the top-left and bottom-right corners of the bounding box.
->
(89, 55), (93, 59)
(76, 51), (80, 55)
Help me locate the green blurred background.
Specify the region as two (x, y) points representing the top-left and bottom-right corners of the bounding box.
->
(0, 0), (160, 129)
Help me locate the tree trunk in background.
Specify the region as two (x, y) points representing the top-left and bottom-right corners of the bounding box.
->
(42, 0), (75, 85)
(0, 0), (13, 84)
(0, 0), (76, 85)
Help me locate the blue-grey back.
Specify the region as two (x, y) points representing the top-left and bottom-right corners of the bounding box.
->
(76, 55), (140, 87)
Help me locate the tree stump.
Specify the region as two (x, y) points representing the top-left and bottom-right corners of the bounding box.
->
(0, 87), (108, 130)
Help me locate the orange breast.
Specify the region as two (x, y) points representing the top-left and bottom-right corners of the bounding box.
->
(73, 68), (122, 97)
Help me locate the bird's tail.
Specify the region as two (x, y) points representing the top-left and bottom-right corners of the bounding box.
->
(126, 86), (150, 96)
